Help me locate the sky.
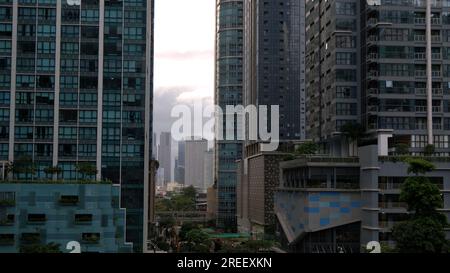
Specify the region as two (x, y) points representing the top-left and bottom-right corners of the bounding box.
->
(153, 0), (216, 139)
(153, 0), (216, 179)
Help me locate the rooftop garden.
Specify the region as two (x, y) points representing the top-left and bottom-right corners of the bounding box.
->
(0, 157), (112, 184)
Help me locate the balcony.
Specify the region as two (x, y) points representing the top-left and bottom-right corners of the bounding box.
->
(82, 233), (100, 244)
(367, 18), (378, 26)
(415, 70), (426, 77)
(415, 106), (427, 112)
(415, 88), (426, 95)
(414, 35), (425, 42)
(432, 18), (441, 25)
(414, 53), (426, 60)
(367, 52), (379, 60)
(379, 183), (402, 190)
(432, 53), (441, 60)
(414, 17), (426, 24)
(20, 233), (41, 244)
(379, 202), (408, 209)
(432, 106), (442, 112)
(59, 195), (79, 206)
(367, 88), (379, 95)
(0, 199), (15, 207)
(0, 215), (15, 226)
(367, 105), (378, 112)
(0, 234), (14, 246)
(433, 88), (443, 95)
(432, 35), (441, 42)
(368, 70), (379, 77)
(74, 214), (93, 225)
(367, 35), (378, 43)
(432, 70), (441, 77)
(27, 214), (46, 224)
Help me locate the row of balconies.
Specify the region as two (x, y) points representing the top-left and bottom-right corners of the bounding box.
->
(367, 17), (442, 26)
(367, 88), (444, 96)
(367, 70), (443, 78)
(367, 35), (442, 43)
(367, 52), (443, 61)
(367, 105), (443, 113)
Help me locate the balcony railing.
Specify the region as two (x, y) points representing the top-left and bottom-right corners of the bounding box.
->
(367, 35), (378, 42)
(415, 70), (426, 77)
(367, 18), (378, 25)
(415, 53), (426, 59)
(432, 35), (441, 42)
(432, 70), (441, 77)
(432, 106), (442, 112)
(367, 52), (378, 60)
(433, 88), (443, 95)
(379, 202), (408, 209)
(368, 70), (379, 77)
(432, 18), (441, 25)
(368, 88), (379, 95)
(432, 53), (442, 60)
(414, 17), (426, 24)
(415, 106), (427, 112)
(414, 35), (425, 41)
(415, 88), (426, 95)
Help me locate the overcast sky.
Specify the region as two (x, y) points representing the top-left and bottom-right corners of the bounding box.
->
(153, 0), (215, 178)
(153, 0), (215, 140)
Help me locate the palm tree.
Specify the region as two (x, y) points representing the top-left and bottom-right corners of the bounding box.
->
(340, 123), (367, 156)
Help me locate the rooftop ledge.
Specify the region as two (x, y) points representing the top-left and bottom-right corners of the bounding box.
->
(0, 179), (112, 185)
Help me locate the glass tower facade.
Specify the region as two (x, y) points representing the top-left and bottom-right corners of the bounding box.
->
(215, 0), (243, 231)
(0, 0), (154, 252)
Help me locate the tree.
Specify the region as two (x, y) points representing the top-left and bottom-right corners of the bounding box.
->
(75, 162), (98, 180)
(181, 186), (197, 200)
(424, 144), (435, 156)
(43, 165), (63, 178)
(10, 156), (37, 178)
(184, 229), (211, 253)
(405, 158), (435, 175)
(20, 242), (62, 253)
(394, 144), (410, 155)
(296, 142), (318, 155)
(340, 123), (367, 144)
(391, 159), (449, 253)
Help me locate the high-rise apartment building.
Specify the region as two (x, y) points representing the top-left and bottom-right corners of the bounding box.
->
(244, 0), (306, 140)
(0, 0), (154, 252)
(306, 0), (450, 154)
(215, 0), (244, 230)
(305, 0), (360, 142)
(158, 132), (171, 184)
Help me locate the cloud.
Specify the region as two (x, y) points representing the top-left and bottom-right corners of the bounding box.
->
(156, 50), (214, 60)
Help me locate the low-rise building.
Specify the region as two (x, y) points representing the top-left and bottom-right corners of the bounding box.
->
(274, 133), (450, 253)
(0, 181), (132, 253)
(236, 141), (303, 239)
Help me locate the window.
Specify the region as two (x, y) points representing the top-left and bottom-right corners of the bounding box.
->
(79, 110), (97, 123)
(336, 103), (357, 115)
(336, 52), (356, 65)
(79, 127), (96, 140)
(336, 36), (355, 48)
(59, 126), (77, 140)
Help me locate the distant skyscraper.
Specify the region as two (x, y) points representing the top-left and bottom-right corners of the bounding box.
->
(158, 132), (171, 184)
(185, 138), (208, 191)
(174, 141), (185, 184)
(0, 0), (154, 252)
(152, 132), (157, 159)
(203, 149), (214, 191)
(215, 0), (244, 231)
